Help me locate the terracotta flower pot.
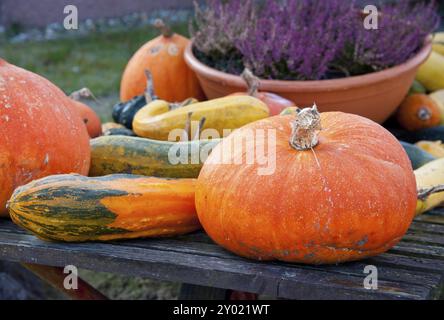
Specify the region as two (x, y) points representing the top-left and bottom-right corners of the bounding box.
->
(184, 40), (432, 124)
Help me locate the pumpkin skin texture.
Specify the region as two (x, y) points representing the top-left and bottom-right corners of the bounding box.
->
(69, 100), (102, 138)
(196, 112), (417, 264)
(0, 59), (90, 217)
(9, 174), (199, 242)
(120, 21), (204, 103)
(396, 94), (441, 131)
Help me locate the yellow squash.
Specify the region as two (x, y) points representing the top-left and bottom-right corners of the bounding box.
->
(133, 96), (269, 140)
(415, 140), (444, 158)
(416, 51), (444, 92)
(429, 90), (444, 124)
(415, 158), (444, 215)
(432, 32), (444, 55)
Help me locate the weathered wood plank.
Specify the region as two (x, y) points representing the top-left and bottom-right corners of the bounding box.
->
(408, 221), (444, 235)
(392, 242), (444, 259)
(117, 238), (443, 290)
(414, 214), (444, 225)
(0, 230), (437, 300)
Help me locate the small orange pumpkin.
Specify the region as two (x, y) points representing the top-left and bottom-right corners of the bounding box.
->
(196, 106), (417, 264)
(69, 100), (102, 138)
(230, 69), (294, 116)
(396, 94), (441, 131)
(120, 19), (205, 102)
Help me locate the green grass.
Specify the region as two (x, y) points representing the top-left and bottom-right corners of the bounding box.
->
(0, 23), (189, 97)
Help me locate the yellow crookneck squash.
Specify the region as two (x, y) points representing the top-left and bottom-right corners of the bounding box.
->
(133, 95), (269, 140)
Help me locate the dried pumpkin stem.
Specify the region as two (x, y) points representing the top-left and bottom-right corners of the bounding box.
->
(289, 105), (322, 151)
(154, 19), (173, 38)
(417, 184), (444, 201)
(241, 68), (260, 96)
(69, 88), (100, 104)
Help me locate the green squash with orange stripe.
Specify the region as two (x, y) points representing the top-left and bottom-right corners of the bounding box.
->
(8, 174), (199, 242)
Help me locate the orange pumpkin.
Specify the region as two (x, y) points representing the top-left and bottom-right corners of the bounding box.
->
(120, 19), (205, 102)
(196, 106), (417, 264)
(231, 69), (294, 116)
(396, 94), (441, 131)
(69, 99), (102, 138)
(0, 59), (90, 216)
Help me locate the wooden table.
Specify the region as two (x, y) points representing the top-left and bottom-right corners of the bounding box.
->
(0, 209), (443, 300)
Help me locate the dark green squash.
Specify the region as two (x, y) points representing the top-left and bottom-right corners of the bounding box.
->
(391, 126), (444, 144)
(399, 141), (436, 169)
(90, 135), (221, 178)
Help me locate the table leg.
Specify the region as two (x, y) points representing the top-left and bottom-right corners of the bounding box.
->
(21, 263), (108, 300)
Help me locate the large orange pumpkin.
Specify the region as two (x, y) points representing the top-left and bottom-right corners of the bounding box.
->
(0, 59), (91, 216)
(196, 106), (417, 264)
(120, 19), (205, 102)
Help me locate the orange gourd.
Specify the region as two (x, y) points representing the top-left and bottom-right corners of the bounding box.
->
(196, 106), (417, 264)
(0, 59), (90, 216)
(120, 19), (205, 102)
(69, 100), (102, 138)
(231, 69), (294, 116)
(396, 94), (441, 131)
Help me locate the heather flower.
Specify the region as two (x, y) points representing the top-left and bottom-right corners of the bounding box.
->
(189, 0), (256, 57)
(343, 1), (441, 73)
(237, 0), (356, 80)
(191, 0), (441, 80)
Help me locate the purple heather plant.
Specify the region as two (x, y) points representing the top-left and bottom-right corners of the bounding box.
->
(343, 1), (440, 73)
(191, 0), (441, 80)
(190, 0), (256, 56)
(237, 0), (356, 80)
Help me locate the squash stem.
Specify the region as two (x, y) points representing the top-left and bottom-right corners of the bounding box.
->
(417, 184), (444, 201)
(289, 104), (322, 151)
(241, 68), (259, 97)
(144, 70), (157, 103)
(417, 107), (431, 121)
(154, 19), (173, 38)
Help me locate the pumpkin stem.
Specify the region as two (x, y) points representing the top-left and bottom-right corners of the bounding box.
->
(241, 68), (259, 96)
(144, 70), (157, 103)
(289, 104), (322, 151)
(69, 88), (101, 104)
(417, 184), (444, 201)
(154, 19), (173, 38)
(417, 107), (432, 121)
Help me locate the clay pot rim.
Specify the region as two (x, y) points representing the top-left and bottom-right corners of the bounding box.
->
(184, 38), (432, 93)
